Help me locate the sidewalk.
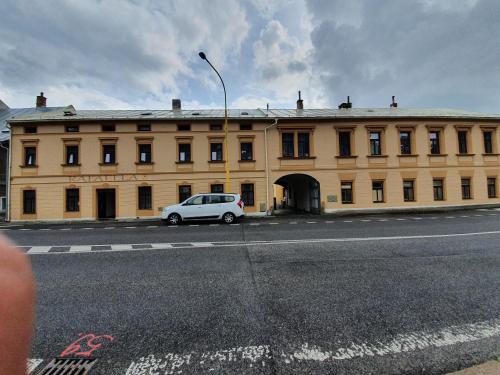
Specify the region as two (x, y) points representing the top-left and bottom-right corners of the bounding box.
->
(448, 360), (500, 375)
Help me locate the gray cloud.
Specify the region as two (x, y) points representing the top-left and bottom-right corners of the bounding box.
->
(306, 0), (500, 111)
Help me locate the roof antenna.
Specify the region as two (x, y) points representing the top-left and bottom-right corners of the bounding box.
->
(390, 96), (398, 108)
(266, 103), (269, 111)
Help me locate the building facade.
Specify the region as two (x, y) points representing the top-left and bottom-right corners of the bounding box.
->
(8, 103), (500, 221)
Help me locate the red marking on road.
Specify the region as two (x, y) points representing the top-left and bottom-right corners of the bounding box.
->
(60, 333), (114, 357)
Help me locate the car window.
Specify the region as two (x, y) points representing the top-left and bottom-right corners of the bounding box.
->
(208, 195), (222, 204)
(223, 195), (235, 202)
(186, 196), (204, 205)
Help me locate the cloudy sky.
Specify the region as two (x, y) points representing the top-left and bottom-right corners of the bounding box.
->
(0, 0), (499, 112)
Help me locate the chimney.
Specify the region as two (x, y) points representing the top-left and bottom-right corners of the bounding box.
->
(338, 96), (352, 109)
(296, 91), (304, 110)
(390, 95), (398, 108)
(36, 92), (47, 108)
(172, 98), (181, 110)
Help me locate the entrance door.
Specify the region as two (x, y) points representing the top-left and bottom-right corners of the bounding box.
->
(97, 189), (116, 219)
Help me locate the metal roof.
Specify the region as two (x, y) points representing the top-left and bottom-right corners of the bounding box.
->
(0, 106), (66, 142)
(7, 106), (500, 124)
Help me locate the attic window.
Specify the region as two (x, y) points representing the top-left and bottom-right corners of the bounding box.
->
(141, 112), (152, 116)
(177, 123), (191, 131)
(65, 125), (79, 133)
(24, 126), (37, 134)
(64, 111), (76, 116)
(192, 112), (200, 116)
(102, 124), (116, 132)
(137, 124), (151, 131)
(210, 123), (222, 131)
(239, 123), (252, 131)
(241, 111), (249, 115)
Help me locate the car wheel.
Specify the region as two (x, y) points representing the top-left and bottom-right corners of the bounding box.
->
(222, 212), (235, 224)
(168, 213), (181, 225)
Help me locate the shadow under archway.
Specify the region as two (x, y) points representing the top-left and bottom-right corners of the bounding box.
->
(274, 173), (321, 214)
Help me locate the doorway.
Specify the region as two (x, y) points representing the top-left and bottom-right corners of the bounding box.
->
(97, 189), (116, 219)
(274, 174), (321, 214)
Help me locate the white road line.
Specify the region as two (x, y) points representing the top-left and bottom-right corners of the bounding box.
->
(343, 220), (353, 223)
(429, 217), (438, 219)
(147, 225), (159, 228)
(269, 222), (279, 225)
(412, 217), (423, 220)
(474, 214), (484, 217)
(111, 244), (134, 251)
(27, 359), (43, 374)
(378, 219), (388, 222)
(26, 230), (500, 256)
(360, 219), (371, 222)
(81, 227), (93, 230)
(249, 223), (260, 226)
(289, 222), (298, 224)
(306, 221), (317, 224)
(20, 228), (31, 231)
(325, 221), (334, 224)
(396, 218), (406, 221)
(40, 228), (52, 231)
(104, 227), (115, 230)
(189, 224), (199, 227)
(445, 216), (456, 219)
(125, 317), (500, 373)
(69, 245), (92, 252)
(151, 243), (173, 249)
(209, 224), (220, 226)
(489, 213), (497, 216)
(60, 228), (71, 231)
(191, 242), (214, 247)
(460, 215), (469, 218)
(125, 226), (136, 229)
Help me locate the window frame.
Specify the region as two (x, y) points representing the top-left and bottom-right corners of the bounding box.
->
(429, 130), (442, 155)
(487, 177), (497, 198)
(24, 126), (37, 134)
(178, 184), (192, 203)
(101, 124), (116, 132)
(239, 123), (252, 131)
(210, 142), (224, 162)
(137, 124), (151, 132)
(177, 123), (191, 131)
(481, 128), (496, 154)
(403, 179), (416, 202)
(241, 183), (255, 206)
(433, 179), (445, 201)
(240, 141), (254, 161)
(461, 178), (472, 200)
(23, 145), (37, 167)
(23, 189), (36, 215)
(338, 130), (353, 157)
(340, 181), (354, 204)
(65, 188), (80, 212)
(138, 185), (153, 210)
(210, 183), (224, 193)
(372, 180), (385, 203)
(65, 144), (79, 165)
(102, 144), (116, 165)
(457, 130), (469, 154)
(297, 132), (310, 158)
(65, 125), (79, 133)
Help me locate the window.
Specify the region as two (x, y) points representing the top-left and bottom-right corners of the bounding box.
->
(137, 124), (151, 132)
(102, 124), (116, 132)
(178, 143), (191, 162)
(487, 178), (497, 198)
(341, 181), (353, 204)
(403, 180), (415, 202)
(282, 133), (294, 157)
(65, 145), (79, 165)
(177, 123), (190, 131)
(369, 131), (381, 155)
(102, 144), (116, 164)
(241, 183), (254, 206)
(429, 131), (441, 154)
(24, 126), (37, 133)
(298, 133), (310, 157)
(186, 195), (204, 205)
(458, 131), (468, 154)
(65, 125), (79, 133)
(138, 144), (152, 164)
(179, 185), (191, 203)
(24, 147), (36, 166)
(240, 123), (252, 131)
(240, 142), (253, 160)
(23, 190), (36, 214)
(211, 184), (224, 193)
(433, 179), (444, 201)
(138, 186), (152, 210)
(65, 189), (79, 212)
(461, 178), (472, 199)
(372, 181), (384, 203)
(210, 143), (223, 161)
(210, 123), (222, 131)
(483, 131), (493, 154)
(400, 131), (412, 155)
(339, 131), (351, 156)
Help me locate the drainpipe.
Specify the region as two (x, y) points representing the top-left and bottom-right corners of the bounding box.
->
(264, 118), (278, 215)
(0, 123), (11, 222)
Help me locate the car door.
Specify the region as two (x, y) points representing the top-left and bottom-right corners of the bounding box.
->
(206, 195), (224, 218)
(181, 195), (205, 219)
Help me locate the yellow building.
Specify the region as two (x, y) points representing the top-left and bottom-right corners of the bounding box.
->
(8, 100), (500, 222)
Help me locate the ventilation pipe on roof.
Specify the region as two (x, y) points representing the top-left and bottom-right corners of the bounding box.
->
(36, 92), (47, 108)
(390, 96), (398, 108)
(172, 99), (181, 110)
(296, 91), (304, 110)
(338, 96), (352, 109)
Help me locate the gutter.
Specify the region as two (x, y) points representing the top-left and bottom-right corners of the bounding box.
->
(264, 118), (278, 215)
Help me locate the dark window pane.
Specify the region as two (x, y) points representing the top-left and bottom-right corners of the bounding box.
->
(23, 190), (36, 214)
(400, 131), (411, 154)
(370, 132), (381, 155)
(240, 142), (253, 160)
(339, 132), (351, 156)
(458, 131), (468, 154)
(430, 131), (440, 154)
(282, 133), (294, 157)
(210, 123), (222, 131)
(178, 143), (191, 162)
(24, 126), (37, 133)
(179, 185), (191, 203)
(461, 178), (472, 199)
(433, 179), (444, 200)
(65, 125), (79, 132)
(24, 147), (36, 166)
(138, 186), (152, 209)
(211, 184), (224, 193)
(177, 124), (190, 131)
(372, 181), (384, 202)
(298, 133), (310, 157)
(484, 131), (493, 154)
(102, 124), (115, 132)
(102, 144), (116, 164)
(66, 145), (79, 165)
(487, 178), (497, 198)
(241, 184), (254, 206)
(210, 143), (223, 161)
(403, 180), (415, 202)
(341, 181), (353, 204)
(137, 124), (151, 131)
(66, 189), (79, 212)
(240, 123), (252, 130)
(138, 144), (152, 163)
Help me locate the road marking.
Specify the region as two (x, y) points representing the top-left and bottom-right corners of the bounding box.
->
(125, 226), (136, 229)
(40, 228), (52, 231)
(343, 220), (353, 223)
(445, 216), (456, 219)
(489, 213), (497, 216)
(460, 215), (469, 218)
(20, 228), (31, 231)
(378, 219), (388, 222)
(125, 318), (500, 373)
(104, 227), (115, 230)
(147, 225), (158, 228)
(249, 223), (260, 226)
(151, 243), (173, 249)
(209, 224), (220, 226)
(325, 221), (334, 224)
(27, 359), (43, 374)
(306, 221), (317, 224)
(474, 214), (483, 217)
(269, 222), (279, 225)
(60, 228), (71, 231)
(411, 217), (422, 220)
(25, 230), (500, 255)
(289, 222), (298, 224)
(82, 227), (93, 230)
(189, 224), (199, 227)
(396, 218), (406, 221)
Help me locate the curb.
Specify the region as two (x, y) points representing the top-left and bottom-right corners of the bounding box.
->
(448, 361), (500, 375)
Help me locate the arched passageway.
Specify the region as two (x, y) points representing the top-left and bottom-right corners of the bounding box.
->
(274, 174), (321, 214)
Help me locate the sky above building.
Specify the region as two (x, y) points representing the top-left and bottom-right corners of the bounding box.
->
(0, 0), (499, 112)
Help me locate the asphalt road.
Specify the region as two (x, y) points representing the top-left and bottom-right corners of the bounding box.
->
(9, 209), (500, 374)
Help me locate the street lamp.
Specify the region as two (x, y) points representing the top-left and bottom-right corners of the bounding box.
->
(199, 52), (231, 193)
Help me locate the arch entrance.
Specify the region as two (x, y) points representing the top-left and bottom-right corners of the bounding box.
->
(273, 174), (320, 214)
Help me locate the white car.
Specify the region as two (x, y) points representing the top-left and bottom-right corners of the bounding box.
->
(161, 193), (245, 225)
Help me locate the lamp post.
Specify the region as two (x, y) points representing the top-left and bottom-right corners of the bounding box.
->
(199, 52), (231, 193)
